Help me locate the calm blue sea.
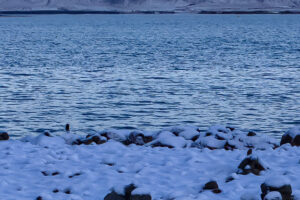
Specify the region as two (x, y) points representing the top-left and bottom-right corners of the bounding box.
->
(0, 14), (299, 138)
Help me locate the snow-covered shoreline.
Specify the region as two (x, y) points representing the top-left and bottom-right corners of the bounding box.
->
(0, 125), (299, 200)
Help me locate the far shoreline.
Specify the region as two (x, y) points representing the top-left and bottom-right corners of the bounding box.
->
(1, 10), (300, 15)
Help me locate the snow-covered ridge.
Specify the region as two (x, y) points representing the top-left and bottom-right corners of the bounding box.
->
(0, 125), (299, 200)
(0, 0), (300, 12)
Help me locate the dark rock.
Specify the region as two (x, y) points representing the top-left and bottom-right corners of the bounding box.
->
(126, 132), (153, 146)
(104, 191), (125, 200)
(215, 134), (225, 140)
(191, 135), (199, 142)
(203, 181), (219, 190)
(131, 194), (152, 200)
(65, 124), (70, 132)
(280, 133), (300, 147)
(69, 172), (81, 178)
(206, 146), (217, 150)
(92, 136), (106, 145)
(0, 132), (9, 140)
(151, 142), (174, 149)
(217, 129), (227, 134)
(224, 141), (236, 150)
(100, 132), (110, 140)
(72, 139), (82, 145)
(41, 171), (48, 176)
(247, 149), (253, 156)
(53, 189), (59, 193)
(36, 196), (42, 200)
(104, 184), (151, 200)
(205, 132), (212, 137)
(172, 131), (179, 136)
(280, 134), (293, 146)
(64, 189), (71, 194)
(247, 131), (256, 136)
(124, 184), (137, 199)
(261, 183), (292, 200)
(52, 172), (60, 176)
(104, 162), (115, 166)
(83, 138), (94, 145)
(227, 127), (235, 131)
(43, 132), (52, 137)
(73, 135), (106, 145)
(238, 157), (265, 175)
(225, 176), (234, 183)
(212, 189), (222, 194)
(293, 135), (300, 146)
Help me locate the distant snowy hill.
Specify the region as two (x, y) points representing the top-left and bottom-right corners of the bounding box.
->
(0, 0), (300, 12)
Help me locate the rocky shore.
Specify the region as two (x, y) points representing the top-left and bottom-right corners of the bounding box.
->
(0, 125), (299, 200)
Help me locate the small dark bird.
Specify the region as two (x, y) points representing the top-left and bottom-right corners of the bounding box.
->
(65, 124), (70, 132)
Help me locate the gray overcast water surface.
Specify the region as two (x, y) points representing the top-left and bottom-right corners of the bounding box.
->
(0, 14), (299, 138)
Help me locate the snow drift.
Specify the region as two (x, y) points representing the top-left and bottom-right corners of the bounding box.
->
(0, 125), (299, 199)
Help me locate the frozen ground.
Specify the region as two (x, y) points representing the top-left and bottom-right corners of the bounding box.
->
(0, 125), (299, 200)
(0, 0), (300, 12)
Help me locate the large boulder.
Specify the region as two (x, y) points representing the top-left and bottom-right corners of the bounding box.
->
(124, 131), (153, 146)
(104, 184), (151, 200)
(72, 135), (107, 145)
(0, 132), (9, 140)
(261, 177), (292, 200)
(237, 156), (266, 175)
(149, 131), (187, 148)
(104, 191), (125, 200)
(280, 126), (300, 146)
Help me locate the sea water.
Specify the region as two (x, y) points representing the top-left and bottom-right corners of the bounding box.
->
(0, 14), (299, 138)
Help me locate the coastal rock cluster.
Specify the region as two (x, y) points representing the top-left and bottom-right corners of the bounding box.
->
(71, 125), (280, 150)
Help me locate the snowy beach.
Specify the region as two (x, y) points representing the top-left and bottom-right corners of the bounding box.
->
(1, 125), (299, 200)
(1, 12), (299, 200)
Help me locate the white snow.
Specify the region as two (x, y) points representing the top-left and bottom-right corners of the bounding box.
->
(0, 125), (300, 200)
(264, 175), (290, 188)
(264, 191), (282, 200)
(148, 131), (188, 148)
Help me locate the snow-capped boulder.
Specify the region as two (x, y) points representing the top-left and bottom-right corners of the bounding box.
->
(21, 133), (66, 147)
(237, 155), (266, 175)
(72, 134), (107, 145)
(100, 130), (130, 143)
(104, 184), (151, 200)
(149, 131), (187, 148)
(124, 131), (153, 146)
(164, 126), (200, 141)
(261, 176), (292, 200)
(0, 132), (9, 140)
(280, 126), (300, 146)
